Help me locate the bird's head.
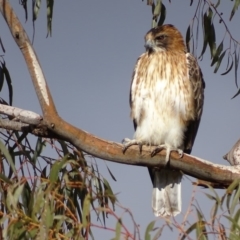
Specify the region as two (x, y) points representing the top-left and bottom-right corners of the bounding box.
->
(144, 24), (186, 53)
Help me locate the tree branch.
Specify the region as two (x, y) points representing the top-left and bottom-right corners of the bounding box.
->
(0, 104), (42, 124)
(0, 0), (57, 117)
(0, 0), (239, 187)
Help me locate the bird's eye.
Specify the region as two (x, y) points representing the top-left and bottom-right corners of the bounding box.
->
(155, 35), (166, 41)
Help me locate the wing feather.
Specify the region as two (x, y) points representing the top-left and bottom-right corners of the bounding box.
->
(184, 53), (205, 154)
(129, 55), (145, 131)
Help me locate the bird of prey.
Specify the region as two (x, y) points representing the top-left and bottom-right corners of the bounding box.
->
(123, 24), (205, 217)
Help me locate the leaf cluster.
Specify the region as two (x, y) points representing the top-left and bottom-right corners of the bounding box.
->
(0, 130), (137, 239)
(19, 0), (53, 42)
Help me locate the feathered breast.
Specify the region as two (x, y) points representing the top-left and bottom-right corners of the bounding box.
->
(131, 51), (195, 126)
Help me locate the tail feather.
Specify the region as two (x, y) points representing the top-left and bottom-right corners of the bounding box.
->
(151, 169), (182, 217)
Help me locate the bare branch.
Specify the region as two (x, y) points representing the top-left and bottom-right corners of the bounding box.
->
(0, 104), (42, 124)
(0, 118), (29, 131)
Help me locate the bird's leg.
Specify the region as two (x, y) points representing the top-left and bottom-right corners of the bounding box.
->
(151, 144), (183, 164)
(122, 138), (143, 154)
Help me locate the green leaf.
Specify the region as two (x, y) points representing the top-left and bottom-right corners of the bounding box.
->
(6, 183), (24, 211)
(208, 22), (216, 59)
(157, 3), (166, 26)
(210, 201), (219, 227)
(21, 181), (31, 216)
(227, 179), (240, 193)
(103, 178), (117, 209)
(0, 65), (4, 91)
(205, 183), (221, 203)
(152, 225), (164, 239)
(20, 0), (28, 21)
(106, 164), (116, 181)
(49, 155), (68, 183)
(199, 12), (209, 59)
(230, 183), (240, 214)
(224, 214), (240, 239)
(215, 0), (221, 8)
(200, 8), (216, 59)
(32, 184), (45, 220)
(145, 220), (155, 240)
(33, 0), (41, 21)
(7, 220), (26, 239)
(82, 193), (91, 227)
(196, 207), (204, 220)
(151, 1), (155, 15)
(231, 88), (240, 99)
(226, 192), (232, 214)
(234, 48), (239, 88)
(225, 180), (240, 213)
(32, 137), (46, 164)
(0, 173), (12, 184)
(185, 25), (191, 53)
(46, 0), (54, 37)
(57, 140), (69, 156)
(44, 199), (54, 228)
(230, 209), (240, 238)
(0, 36), (5, 53)
(0, 140), (16, 175)
(9, 132), (28, 152)
(180, 222), (197, 240)
(214, 50), (226, 73)
(1, 61), (13, 106)
(204, 193), (216, 201)
(13, 183), (24, 204)
(230, 0), (240, 21)
(196, 220), (208, 240)
(27, 228), (38, 238)
(115, 219), (122, 240)
(211, 41), (223, 66)
(221, 54), (233, 75)
(153, 0), (161, 18)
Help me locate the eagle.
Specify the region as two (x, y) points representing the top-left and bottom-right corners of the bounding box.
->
(123, 24), (205, 217)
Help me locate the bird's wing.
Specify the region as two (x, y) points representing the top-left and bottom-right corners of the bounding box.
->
(129, 54), (145, 131)
(184, 53), (205, 154)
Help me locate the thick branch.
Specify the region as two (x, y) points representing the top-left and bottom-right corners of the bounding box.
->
(0, 0), (57, 117)
(1, 106), (239, 185)
(0, 0), (239, 187)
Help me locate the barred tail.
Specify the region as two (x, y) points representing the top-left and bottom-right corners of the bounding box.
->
(151, 169), (182, 217)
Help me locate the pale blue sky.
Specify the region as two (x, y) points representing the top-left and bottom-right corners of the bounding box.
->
(1, 0), (240, 239)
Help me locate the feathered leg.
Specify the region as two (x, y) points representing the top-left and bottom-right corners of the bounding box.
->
(123, 140), (183, 217)
(150, 144), (183, 217)
(122, 138), (143, 153)
(151, 144), (183, 163)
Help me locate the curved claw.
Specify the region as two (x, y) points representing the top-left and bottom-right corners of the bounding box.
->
(177, 149), (184, 158)
(151, 146), (164, 157)
(151, 144), (184, 164)
(122, 138), (143, 154)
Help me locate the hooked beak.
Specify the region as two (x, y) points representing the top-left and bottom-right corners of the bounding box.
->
(144, 39), (155, 51)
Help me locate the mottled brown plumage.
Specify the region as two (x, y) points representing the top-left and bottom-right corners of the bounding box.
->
(123, 24), (205, 217)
